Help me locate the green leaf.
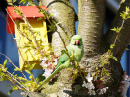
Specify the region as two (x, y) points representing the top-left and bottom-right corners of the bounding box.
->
(24, 63), (36, 70)
(127, 15), (130, 19)
(112, 56), (118, 61)
(1, 77), (8, 81)
(14, 7), (23, 16)
(30, 63), (36, 70)
(120, 12), (126, 19)
(8, 86), (18, 95)
(111, 27), (116, 32)
(2, 68), (7, 72)
(28, 0), (35, 6)
(14, 67), (21, 71)
(37, 17), (43, 21)
(102, 60), (106, 66)
(6, 0), (13, 5)
(36, 78), (39, 84)
(13, 0), (16, 3)
(0, 72), (8, 81)
(120, 7), (130, 19)
(3, 59), (7, 68)
(19, 0), (27, 4)
(24, 49), (31, 53)
(25, 70), (31, 74)
(50, 14), (53, 17)
(110, 44), (115, 49)
(48, 14), (54, 19)
(103, 68), (108, 76)
(126, 48), (129, 50)
(47, 22), (56, 32)
(12, 74), (18, 79)
(18, 76), (26, 81)
(8, 89), (14, 95)
(111, 27), (121, 33)
(109, 53), (113, 59)
(108, 49), (110, 54)
(108, 52), (118, 61)
(126, 6), (130, 13)
(29, 75), (33, 79)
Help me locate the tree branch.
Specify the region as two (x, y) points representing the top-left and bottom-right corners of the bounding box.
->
(104, 0), (130, 60)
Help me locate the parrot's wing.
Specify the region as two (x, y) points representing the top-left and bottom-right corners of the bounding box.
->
(55, 50), (72, 70)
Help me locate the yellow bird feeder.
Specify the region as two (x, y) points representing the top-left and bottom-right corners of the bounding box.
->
(6, 6), (48, 70)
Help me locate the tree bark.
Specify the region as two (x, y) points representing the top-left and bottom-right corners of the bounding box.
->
(42, 0), (76, 55)
(78, 0), (106, 56)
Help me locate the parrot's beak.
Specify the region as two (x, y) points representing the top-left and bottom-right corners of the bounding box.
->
(75, 40), (79, 45)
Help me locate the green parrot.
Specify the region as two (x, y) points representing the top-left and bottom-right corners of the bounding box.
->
(34, 35), (84, 92)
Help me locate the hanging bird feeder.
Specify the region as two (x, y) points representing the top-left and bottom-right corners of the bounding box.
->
(6, 6), (48, 70)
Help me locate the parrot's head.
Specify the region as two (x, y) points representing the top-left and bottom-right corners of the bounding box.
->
(70, 35), (83, 45)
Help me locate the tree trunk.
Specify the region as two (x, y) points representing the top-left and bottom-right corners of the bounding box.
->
(78, 0), (105, 56)
(78, 0), (123, 96)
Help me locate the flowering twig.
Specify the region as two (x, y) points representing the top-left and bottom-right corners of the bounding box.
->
(6, 70), (28, 91)
(5, 72), (24, 91)
(6, 9), (26, 64)
(13, 6), (45, 58)
(6, 9), (32, 41)
(101, 7), (130, 77)
(0, 53), (28, 81)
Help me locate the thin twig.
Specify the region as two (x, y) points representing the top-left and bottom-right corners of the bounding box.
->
(6, 9), (32, 42)
(56, 30), (71, 59)
(5, 72), (25, 91)
(1, 8), (29, 81)
(77, 63), (88, 83)
(0, 53), (16, 68)
(7, 70), (25, 84)
(30, 70), (37, 84)
(101, 10), (129, 77)
(21, 71), (28, 81)
(6, 70), (28, 91)
(0, 53), (28, 81)
(6, 9), (26, 64)
(107, 20), (125, 62)
(13, 6), (44, 58)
